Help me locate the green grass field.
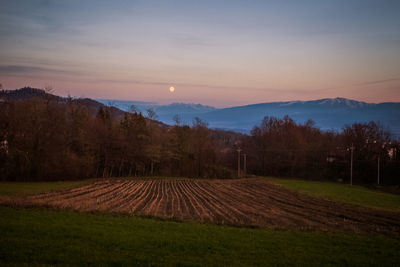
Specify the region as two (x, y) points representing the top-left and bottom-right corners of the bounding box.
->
(1, 178), (400, 265)
(269, 178), (400, 211)
(1, 206), (399, 266)
(0, 179), (95, 196)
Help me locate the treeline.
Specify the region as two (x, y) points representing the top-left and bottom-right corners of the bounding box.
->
(0, 96), (236, 180)
(243, 116), (399, 184)
(0, 96), (399, 184)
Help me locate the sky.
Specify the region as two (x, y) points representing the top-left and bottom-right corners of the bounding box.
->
(0, 0), (400, 107)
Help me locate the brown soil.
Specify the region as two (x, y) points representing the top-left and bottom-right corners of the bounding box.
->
(2, 178), (399, 236)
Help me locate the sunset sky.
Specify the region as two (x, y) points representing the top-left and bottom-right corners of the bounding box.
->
(0, 0), (399, 107)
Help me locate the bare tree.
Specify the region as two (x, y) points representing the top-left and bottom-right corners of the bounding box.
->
(146, 108), (158, 120)
(173, 114), (181, 126)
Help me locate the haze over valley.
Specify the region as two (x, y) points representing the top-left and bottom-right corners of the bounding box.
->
(98, 97), (400, 135)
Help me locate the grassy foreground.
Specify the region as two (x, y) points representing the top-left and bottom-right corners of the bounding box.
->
(0, 179), (95, 196)
(1, 206), (399, 266)
(270, 178), (400, 211)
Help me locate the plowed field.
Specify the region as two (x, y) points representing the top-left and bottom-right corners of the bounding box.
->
(2, 179), (400, 236)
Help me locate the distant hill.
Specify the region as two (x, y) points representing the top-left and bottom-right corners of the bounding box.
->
(0, 87), (62, 101)
(3, 89), (399, 137)
(197, 98), (400, 135)
(0, 87), (126, 119)
(101, 97), (400, 136)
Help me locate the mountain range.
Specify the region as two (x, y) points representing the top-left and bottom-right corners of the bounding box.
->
(1, 88), (399, 136)
(97, 98), (400, 136)
(96, 99), (217, 125)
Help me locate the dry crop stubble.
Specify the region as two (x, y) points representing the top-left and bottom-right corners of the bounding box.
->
(1, 178), (399, 236)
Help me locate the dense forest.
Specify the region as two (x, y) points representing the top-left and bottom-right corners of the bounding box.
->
(0, 88), (399, 184)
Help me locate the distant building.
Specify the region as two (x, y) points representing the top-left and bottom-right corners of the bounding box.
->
(326, 147), (347, 163)
(388, 147), (397, 160)
(326, 156), (336, 163)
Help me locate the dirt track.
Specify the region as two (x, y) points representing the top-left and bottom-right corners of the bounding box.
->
(2, 178), (400, 236)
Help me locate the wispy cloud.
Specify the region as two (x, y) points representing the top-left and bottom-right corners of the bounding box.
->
(352, 78), (400, 86)
(1, 1), (400, 104)
(0, 65), (78, 76)
(171, 34), (213, 48)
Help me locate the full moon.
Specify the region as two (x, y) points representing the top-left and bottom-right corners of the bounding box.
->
(169, 86), (175, 92)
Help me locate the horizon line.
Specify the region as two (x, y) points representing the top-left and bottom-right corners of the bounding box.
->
(2, 86), (399, 108)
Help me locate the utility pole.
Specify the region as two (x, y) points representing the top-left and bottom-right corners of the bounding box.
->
(237, 148), (242, 178)
(243, 154), (247, 178)
(377, 155), (380, 185)
(350, 143), (354, 186)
